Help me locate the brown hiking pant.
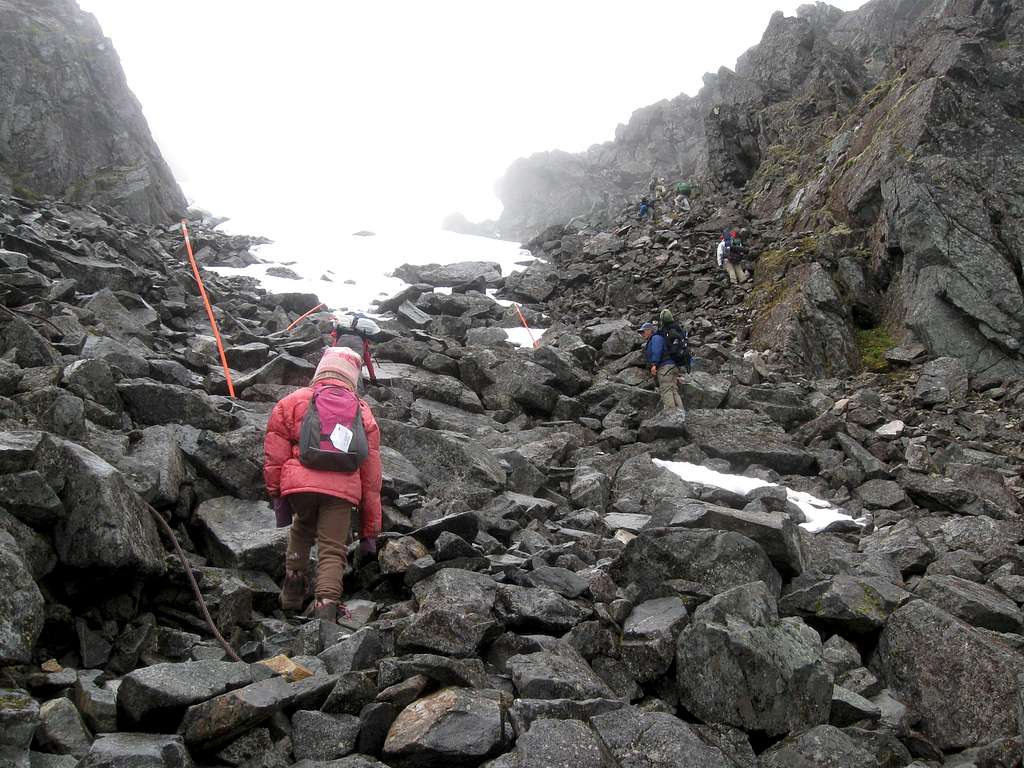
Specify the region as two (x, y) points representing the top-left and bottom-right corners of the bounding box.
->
(657, 365), (684, 411)
(724, 260), (748, 284)
(285, 493), (352, 601)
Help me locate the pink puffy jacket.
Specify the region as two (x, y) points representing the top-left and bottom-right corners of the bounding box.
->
(263, 383), (383, 540)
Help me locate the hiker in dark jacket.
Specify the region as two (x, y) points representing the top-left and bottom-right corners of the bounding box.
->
(641, 320), (684, 411)
(329, 313), (379, 385)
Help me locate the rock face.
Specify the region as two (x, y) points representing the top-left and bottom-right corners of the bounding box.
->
(0, 0), (186, 222)
(492, 0), (1024, 382)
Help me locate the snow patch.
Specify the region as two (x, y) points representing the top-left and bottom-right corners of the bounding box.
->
(503, 327), (545, 349)
(652, 459), (861, 534)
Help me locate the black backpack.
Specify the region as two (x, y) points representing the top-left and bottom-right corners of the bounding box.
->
(661, 322), (692, 372)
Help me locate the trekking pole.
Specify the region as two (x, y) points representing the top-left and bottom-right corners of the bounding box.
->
(181, 221), (236, 398)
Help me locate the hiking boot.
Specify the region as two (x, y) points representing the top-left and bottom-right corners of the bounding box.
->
(306, 599), (354, 625)
(279, 571), (308, 612)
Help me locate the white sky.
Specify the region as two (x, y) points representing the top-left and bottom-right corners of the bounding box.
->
(78, 0), (865, 237)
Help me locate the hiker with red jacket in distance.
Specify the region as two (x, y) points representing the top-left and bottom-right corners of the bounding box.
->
(263, 346), (382, 623)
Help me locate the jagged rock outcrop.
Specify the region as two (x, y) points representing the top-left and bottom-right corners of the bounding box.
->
(494, 0), (1024, 383)
(0, 0), (186, 223)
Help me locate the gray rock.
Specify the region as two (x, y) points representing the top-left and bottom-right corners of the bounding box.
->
(830, 685), (881, 726)
(484, 717), (603, 768)
(117, 661), (253, 731)
(0, 539), (45, 664)
(179, 676), (295, 751)
(62, 359), (120, 411)
(589, 706), (738, 767)
(683, 409), (815, 474)
(399, 569), (498, 658)
(465, 327), (509, 347)
(569, 466), (609, 513)
(1, 316), (62, 369)
(855, 479), (907, 509)
(916, 575), (1023, 633)
(914, 357), (968, 406)
(0, 469), (63, 526)
(394, 261), (502, 288)
(836, 433), (889, 481)
(875, 599), (1024, 750)
(669, 498), (806, 576)
(504, 261), (558, 303)
(79, 734), (192, 768)
(291, 711), (360, 761)
(377, 654), (490, 691)
(676, 581), (833, 736)
(759, 725), (877, 768)
(383, 687), (507, 767)
(637, 409), (689, 442)
(680, 372), (733, 409)
(114, 425), (187, 506)
(29, 753), (79, 768)
(610, 527), (782, 600)
(379, 537), (430, 575)
(525, 566), (589, 599)
(193, 497), (287, 575)
(73, 672), (117, 734)
(117, 380), (232, 431)
(621, 596), (689, 683)
(318, 628), (385, 675)
(379, 420), (505, 497)
(396, 301), (432, 328)
(0, 509), (55, 579)
(495, 585), (591, 633)
(33, 698), (92, 758)
(860, 520), (935, 576)
(780, 575), (912, 632)
(0, 689), (40, 760)
(507, 647), (613, 700)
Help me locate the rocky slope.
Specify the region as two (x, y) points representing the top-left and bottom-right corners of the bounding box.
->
(0, 0), (187, 224)
(494, 0), (1024, 384)
(0, 191), (1023, 768)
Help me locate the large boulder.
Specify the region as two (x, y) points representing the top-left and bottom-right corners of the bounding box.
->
(780, 575), (912, 633)
(669, 499), (806, 576)
(875, 599), (1024, 750)
(915, 574), (1023, 633)
(117, 380), (232, 431)
(759, 725), (877, 768)
(610, 528), (782, 600)
(1, 315), (61, 368)
(393, 261), (502, 288)
(913, 356), (968, 406)
(79, 734), (192, 768)
(0, 688), (39, 768)
(0, 538), (44, 664)
(117, 661), (253, 731)
(483, 717), (604, 768)
(379, 420), (505, 499)
(676, 581), (833, 736)
(506, 647), (613, 701)
(383, 687), (507, 767)
(179, 677), (295, 751)
(683, 409), (816, 474)
(399, 569), (499, 658)
(589, 706), (740, 768)
(375, 365), (483, 413)
(193, 497), (287, 575)
(52, 440), (166, 575)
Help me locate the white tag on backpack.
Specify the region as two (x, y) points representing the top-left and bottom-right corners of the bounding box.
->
(329, 423), (354, 452)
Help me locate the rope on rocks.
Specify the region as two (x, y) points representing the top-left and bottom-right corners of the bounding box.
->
(147, 503), (243, 663)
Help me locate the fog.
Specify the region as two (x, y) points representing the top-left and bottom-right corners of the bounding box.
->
(78, 0), (865, 238)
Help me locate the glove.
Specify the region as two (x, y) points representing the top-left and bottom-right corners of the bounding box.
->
(272, 497), (292, 528)
(358, 537), (377, 556)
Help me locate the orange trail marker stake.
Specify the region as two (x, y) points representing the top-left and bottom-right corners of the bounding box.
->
(513, 303), (540, 348)
(287, 302), (325, 332)
(181, 220), (236, 398)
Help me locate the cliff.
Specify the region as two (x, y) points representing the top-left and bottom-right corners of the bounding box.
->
(494, 0), (1024, 383)
(0, 0), (187, 224)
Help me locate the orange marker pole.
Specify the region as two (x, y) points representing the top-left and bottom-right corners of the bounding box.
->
(287, 302), (326, 332)
(513, 303), (540, 348)
(181, 220), (236, 398)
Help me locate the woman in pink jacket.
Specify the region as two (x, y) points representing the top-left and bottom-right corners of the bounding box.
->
(263, 346), (383, 622)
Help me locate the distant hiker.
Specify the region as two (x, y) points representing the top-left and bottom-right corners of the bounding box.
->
(330, 312), (380, 385)
(264, 346), (383, 623)
(638, 197), (652, 219)
(674, 193), (691, 212)
(717, 232), (748, 285)
(640, 318), (686, 413)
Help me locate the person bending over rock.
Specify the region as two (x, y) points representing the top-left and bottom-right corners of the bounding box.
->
(263, 346), (382, 623)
